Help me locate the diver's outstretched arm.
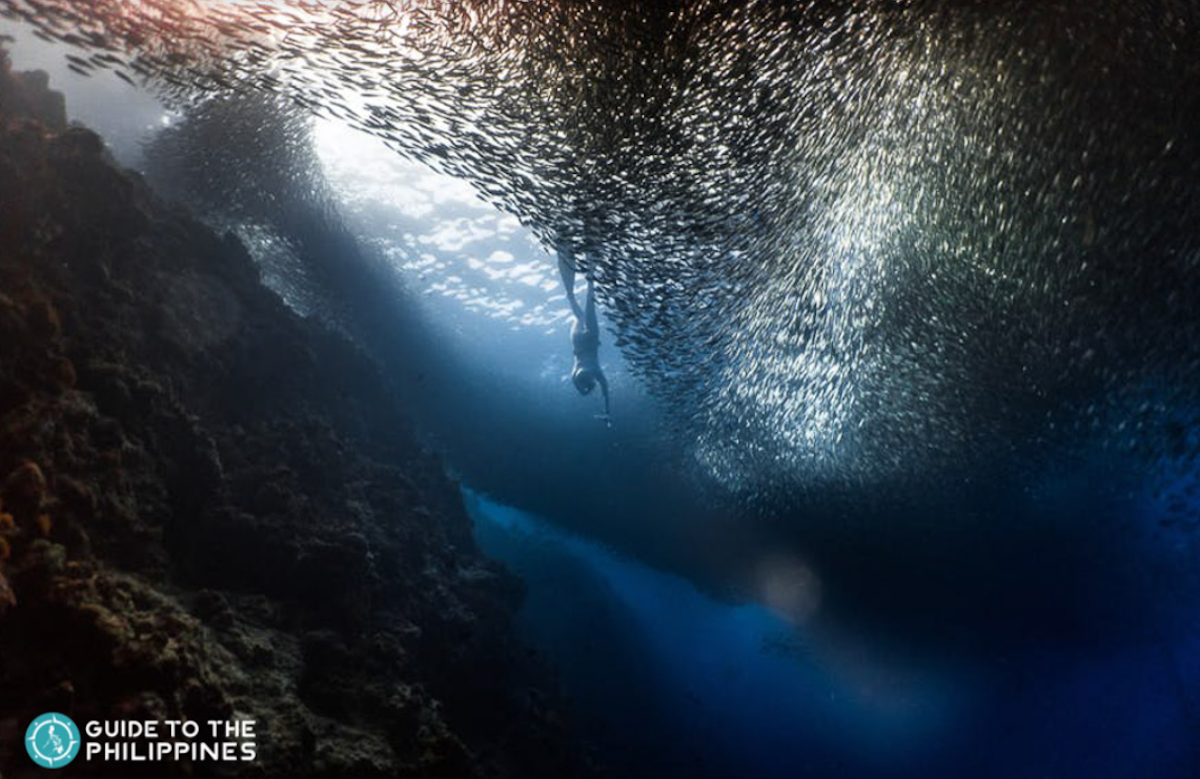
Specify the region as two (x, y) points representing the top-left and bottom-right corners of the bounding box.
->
(558, 250), (584, 319)
(597, 371), (611, 418)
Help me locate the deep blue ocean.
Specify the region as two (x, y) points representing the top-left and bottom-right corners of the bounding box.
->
(470, 492), (1200, 779)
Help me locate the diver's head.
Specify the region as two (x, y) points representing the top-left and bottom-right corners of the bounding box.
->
(573, 367), (596, 395)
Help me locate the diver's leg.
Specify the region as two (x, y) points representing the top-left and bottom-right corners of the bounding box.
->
(584, 275), (599, 334)
(558, 250), (583, 319)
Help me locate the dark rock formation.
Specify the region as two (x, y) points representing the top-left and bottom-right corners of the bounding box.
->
(0, 49), (598, 779)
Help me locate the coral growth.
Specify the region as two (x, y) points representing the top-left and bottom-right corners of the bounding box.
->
(0, 50), (597, 779)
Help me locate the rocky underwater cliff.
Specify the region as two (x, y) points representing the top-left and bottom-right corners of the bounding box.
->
(0, 49), (599, 779)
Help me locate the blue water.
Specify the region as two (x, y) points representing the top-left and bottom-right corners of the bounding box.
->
(467, 492), (1200, 779)
(10, 25), (1196, 777)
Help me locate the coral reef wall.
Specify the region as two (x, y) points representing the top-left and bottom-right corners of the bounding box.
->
(0, 49), (595, 779)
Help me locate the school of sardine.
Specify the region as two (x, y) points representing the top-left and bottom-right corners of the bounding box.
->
(4, 0), (1200, 517)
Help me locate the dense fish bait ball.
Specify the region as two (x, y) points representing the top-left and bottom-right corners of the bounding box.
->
(6, 0), (1200, 514)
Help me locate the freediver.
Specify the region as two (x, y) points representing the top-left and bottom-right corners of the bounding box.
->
(558, 249), (611, 422)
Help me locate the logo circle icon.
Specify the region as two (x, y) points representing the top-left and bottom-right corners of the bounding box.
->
(25, 713), (81, 769)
